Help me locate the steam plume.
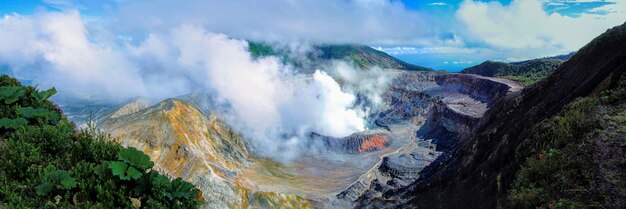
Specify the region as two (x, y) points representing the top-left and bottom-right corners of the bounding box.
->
(0, 11), (394, 160)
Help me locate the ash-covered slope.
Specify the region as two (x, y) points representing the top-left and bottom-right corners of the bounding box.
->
(358, 22), (626, 209)
(98, 99), (312, 209)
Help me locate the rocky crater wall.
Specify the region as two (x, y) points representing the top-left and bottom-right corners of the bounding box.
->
(435, 73), (513, 106)
(346, 72), (519, 208)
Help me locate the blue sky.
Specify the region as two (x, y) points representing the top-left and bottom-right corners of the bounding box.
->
(401, 0), (616, 17)
(393, 0), (622, 70)
(0, 0), (624, 71)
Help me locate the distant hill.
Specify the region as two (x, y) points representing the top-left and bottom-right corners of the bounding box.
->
(248, 42), (432, 71)
(315, 44), (432, 71)
(461, 52), (575, 86)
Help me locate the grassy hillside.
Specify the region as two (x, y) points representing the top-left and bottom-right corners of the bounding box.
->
(248, 42), (432, 71)
(461, 53), (574, 86)
(0, 75), (201, 208)
(315, 44), (432, 71)
(509, 77), (626, 207)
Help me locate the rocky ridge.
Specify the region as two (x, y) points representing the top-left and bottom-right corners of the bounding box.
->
(98, 99), (312, 209)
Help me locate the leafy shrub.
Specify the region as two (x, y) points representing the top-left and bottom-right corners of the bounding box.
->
(108, 147), (154, 181)
(118, 147), (155, 171)
(0, 74), (201, 208)
(35, 170), (77, 196)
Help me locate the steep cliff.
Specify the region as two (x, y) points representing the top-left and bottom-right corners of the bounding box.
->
(435, 73), (519, 107)
(356, 22), (626, 209)
(311, 132), (391, 154)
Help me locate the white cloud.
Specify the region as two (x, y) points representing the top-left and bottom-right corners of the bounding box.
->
(142, 26), (367, 153)
(10, 0), (624, 63)
(456, 0), (626, 51)
(374, 46), (480, 55)
(43, 0), (78, 10)
(132, 28), (372, 160)
(428, 2), (448, 6)
(0, 11), (382, 161)
(545, 0), (617, 3)
(449, 61), (474, 64)
(331, 61), (395, 109)
(543, 0), (618, 7)
(109, 0), (429, 45)
(0, 11), (148, 101)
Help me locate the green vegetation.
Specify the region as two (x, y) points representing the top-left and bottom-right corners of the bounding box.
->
(246, 42), (432, 71)
(498, 59), (561, 86)
(248, 42), (279, 59)
(317, 44), (432, 71)
(109, 147), (154, 181)
(504, 72), (550, 87)
(35, 170), (77, 196)
(462, 55), (572, 86)
(0, 75), (201, 208)
(509, 77), (626, 208)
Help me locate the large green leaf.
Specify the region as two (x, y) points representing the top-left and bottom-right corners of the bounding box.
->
(48, 170), (72, 186)
(35, 170), (76, 196)
(17, 107), (60, 124)
(93, 161), (110, 178)
(0, 86), (25, 104)
(108, 161), (130, 180)
(0, 86), (22, 97)
(0, 118), (28, 129)
(134, 170), (159, 195)
(35, 182), (53, 196)
(35, 87), (56, 102)
(126, 166), (143, 180)
(168, 178), (197, 200)
(151, 172), (170, 188)
(151, 172), (172, 198)
(60, 177), (77, 189)
(118, 147), (154, 171)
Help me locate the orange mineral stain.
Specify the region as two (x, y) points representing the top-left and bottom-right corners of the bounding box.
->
(358, 134), (389, 152)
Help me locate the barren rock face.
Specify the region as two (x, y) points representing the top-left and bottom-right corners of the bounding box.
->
(98, 99), (248, 208)
(97, 99), (313, 209)
(358, 135), (389, 153)
(435, 73), (516, 107)
(108, 98), (150, 119)
(348, 71), (519, 208)
(380, 152), (437, 179)
(311, 132), (391, 154)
